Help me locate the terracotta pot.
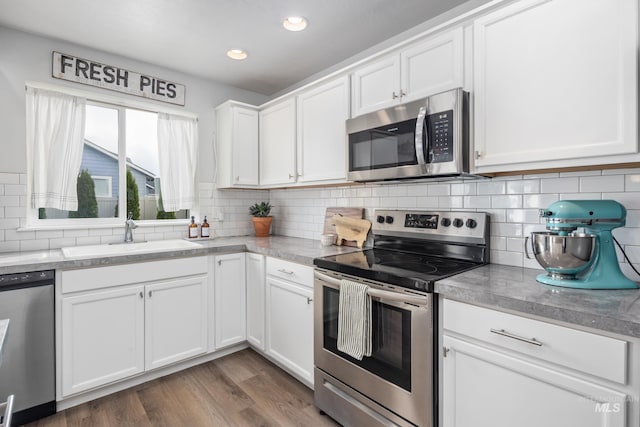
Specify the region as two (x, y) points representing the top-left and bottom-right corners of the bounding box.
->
(252, 216), (273, 237)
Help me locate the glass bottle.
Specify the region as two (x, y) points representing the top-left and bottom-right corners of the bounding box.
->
(189, 216), (198, 238)
(201, 216), (210, 238)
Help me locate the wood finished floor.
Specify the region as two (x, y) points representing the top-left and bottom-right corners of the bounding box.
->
(25, 349), (339, 427)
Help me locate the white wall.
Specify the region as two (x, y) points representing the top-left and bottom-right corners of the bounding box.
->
(0, 25), (267, 180)
(0, 26), (269, 251)
(270, 169), (640, 277)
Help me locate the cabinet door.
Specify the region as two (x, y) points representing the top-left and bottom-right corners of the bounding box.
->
(265, 276), (314, 386)
(61, 285), (145, 396)
(246, 253), (265, 350)
(214, 253), (247, 349)
(232, 106), (259, 186)
(297, 76), (349, 183)
(145, 276), (208, 370)
(473, 0), (638, 172)
(400, 27), (463, 103)
(351, 55), (400, 117)
(441, 335), (627, 427)
(259, 98), (297, 186)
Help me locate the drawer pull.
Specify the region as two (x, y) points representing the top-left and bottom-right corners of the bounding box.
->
(278, 268), (294, 275)
(490, 328), (542, 347)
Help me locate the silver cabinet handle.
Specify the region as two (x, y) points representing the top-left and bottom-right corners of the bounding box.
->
(490, 328), (542, 346)
(392, 91), (399, 99)
(139, 291), (143, 299)
(218, 259), (222, 266)
(278, 268), (294, 275)
(288, 173), (296, 179)
(148, 290), (152, 298)
(400, 90), (406, 97)
(306, 297), (313, 304)
(235, 176), (240, 182)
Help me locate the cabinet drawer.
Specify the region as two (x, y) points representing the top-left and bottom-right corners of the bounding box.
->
(443, 299), (627, 384)
(61, 256), (208, 294)
(266, 257), (313, 287)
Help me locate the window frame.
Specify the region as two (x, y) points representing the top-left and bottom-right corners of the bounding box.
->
(90, 175), (113, 198)
(24, 81), (198, 230)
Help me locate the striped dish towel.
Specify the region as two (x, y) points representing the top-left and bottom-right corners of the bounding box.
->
(337, 279), (372, 360)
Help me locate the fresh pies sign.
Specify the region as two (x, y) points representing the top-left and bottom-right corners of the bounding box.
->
(52, 51), (185, 106)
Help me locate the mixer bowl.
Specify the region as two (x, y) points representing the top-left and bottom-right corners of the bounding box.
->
(529, 232), (596, 278)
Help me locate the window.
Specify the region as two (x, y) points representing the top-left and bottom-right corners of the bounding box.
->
(31, 93), (193, 225)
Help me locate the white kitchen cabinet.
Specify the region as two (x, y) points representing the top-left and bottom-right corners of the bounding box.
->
(351, 27), (464, 117)
(265, 257), (314, 387)
(259, 98), (297, 186)
(441, 299), (634, 427)
(472, 0), (638, 173)
(296, 76), (350, 184)
(61, 285), (145, 396)
(145, 276), (208, 370)
(58, 257), (208, 398)
(246, 253), (265, 351)
(215, 101), (259, 188)
(213, 253), (246, 349)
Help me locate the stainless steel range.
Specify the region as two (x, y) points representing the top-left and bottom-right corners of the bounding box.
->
(313, 209), (489, 427)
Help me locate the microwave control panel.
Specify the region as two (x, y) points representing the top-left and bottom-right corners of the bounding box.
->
(427, 109), (454, 164)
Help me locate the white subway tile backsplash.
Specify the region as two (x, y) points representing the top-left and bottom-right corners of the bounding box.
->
(540, 177), (579, 194)
(0, 168), (638, 275)
(581, 175), (625, 193)
(625, 175), (640, 191)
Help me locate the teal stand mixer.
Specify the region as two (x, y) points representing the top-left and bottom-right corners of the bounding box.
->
(527, 200), (638, 289)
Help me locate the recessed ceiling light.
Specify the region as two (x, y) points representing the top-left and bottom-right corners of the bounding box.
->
(226, 49), (247, 60)
(283, 16), (308, 32)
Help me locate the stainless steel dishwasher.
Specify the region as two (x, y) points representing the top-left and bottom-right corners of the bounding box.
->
(0, 271), (55, 425)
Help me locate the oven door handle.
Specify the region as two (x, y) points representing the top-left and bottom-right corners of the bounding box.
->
(314, 271), (429, 306)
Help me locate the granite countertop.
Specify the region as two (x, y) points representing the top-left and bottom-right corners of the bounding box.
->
(436, 264), (640, 339)
(0, 235), (360, 275)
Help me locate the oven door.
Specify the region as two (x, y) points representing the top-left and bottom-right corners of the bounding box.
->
(313, 269), (434, 427)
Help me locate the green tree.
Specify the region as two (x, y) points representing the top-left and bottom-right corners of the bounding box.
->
(126, 168), (140, 220)
(69, 169), (98, 218)
(156, 191), (176, 219)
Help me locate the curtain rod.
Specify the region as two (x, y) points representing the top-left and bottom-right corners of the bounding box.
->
(25, 80), (198, 120)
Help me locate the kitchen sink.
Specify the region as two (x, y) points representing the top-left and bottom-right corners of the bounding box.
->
(61, 239), (202, 259)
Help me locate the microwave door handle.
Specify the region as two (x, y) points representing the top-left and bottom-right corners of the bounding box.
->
(414, 105), (428, 166)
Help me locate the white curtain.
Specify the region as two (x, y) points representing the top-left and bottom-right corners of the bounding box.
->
(26, 86), (86, 211)
(157, 113), (198, 211)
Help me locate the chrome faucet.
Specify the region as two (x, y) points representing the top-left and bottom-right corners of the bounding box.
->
(124, 212), (138, 243)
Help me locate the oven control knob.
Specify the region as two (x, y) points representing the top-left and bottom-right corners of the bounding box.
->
(441, 218), (451, 227)
(377, 215), (385, 224)
(385, 216), (394, 224)
(453, 218), (464, 228)
(465, 218), (477, 229)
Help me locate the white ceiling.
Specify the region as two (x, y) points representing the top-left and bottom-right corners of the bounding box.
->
(0, 0), (472, 95)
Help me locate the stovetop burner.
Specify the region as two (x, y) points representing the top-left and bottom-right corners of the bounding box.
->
(313, 209), (490, 292)
(314, 248), (483, 292)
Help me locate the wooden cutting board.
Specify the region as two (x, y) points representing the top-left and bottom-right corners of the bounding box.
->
(333, 215), (371, 248)
(323, 207), (364, 247)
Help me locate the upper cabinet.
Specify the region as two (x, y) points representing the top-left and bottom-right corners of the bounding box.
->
(296, 76), (350, 183)
(351, 27), (464, 117)
(259, 98), (297, 186)
(472, 0), (639, 173)
(215, 101), (259, 188)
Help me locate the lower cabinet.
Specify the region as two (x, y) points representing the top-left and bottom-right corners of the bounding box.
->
(246, 253), (266, 350)
(441, 299), (635, 427)
(145, 276), (208, 370)
(61, 285), (145, 396)
(265, 257), (314, 387)
(59, 257), (209, 398)
(213, 253), (246, 349)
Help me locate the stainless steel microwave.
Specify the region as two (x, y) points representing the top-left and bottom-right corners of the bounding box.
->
(347, 88), (472, 182)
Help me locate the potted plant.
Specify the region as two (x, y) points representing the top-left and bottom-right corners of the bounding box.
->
(249, 201), (272, 237)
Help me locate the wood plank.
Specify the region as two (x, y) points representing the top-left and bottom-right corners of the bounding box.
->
(24, 349), (337, 427)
